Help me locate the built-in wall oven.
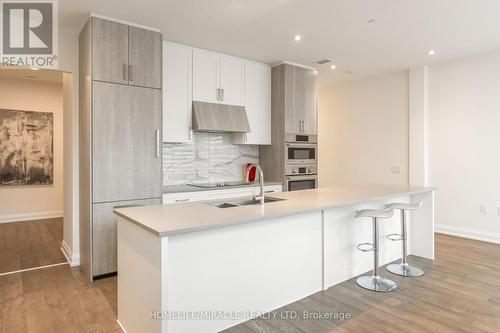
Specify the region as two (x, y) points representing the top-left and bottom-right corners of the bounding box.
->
(285, 164), (317, 191)
(284, 133), (318, 191)
(286, 134), (317, 165)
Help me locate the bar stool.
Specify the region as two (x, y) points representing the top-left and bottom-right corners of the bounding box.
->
(355, 208), (397, 292)
(385, 201), (424, 277)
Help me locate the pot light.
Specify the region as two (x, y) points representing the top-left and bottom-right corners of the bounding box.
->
(293, 34), (301, 42)
(368, 18), (377, 23)
(330, 64), (336, 70)
(428, 49), (435, 56)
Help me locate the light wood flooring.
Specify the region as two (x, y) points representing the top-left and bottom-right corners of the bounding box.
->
(0, 233), (499, 332)
(0, 218), (67, 274)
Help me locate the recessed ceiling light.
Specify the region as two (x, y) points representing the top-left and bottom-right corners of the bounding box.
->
(428, 49), (435, 55)
(330, 64), (336, 70)
(344, 70), (354, 74)
(293, 34), (301, 42)
(368, 18), (377, 23)
(312, 70), (318, 75)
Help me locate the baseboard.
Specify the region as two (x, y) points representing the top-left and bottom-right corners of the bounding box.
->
(61, 240), (81, 267)
(0, 210), (63, 224)
(117, 320), (128, 333)
(435, 224), (500, 245)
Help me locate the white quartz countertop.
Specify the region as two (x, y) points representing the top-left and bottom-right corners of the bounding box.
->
(114, 185), (435, 237)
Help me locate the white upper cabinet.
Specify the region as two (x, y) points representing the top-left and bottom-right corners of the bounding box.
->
(163, 42), (193, 143)
(193, 50), (245, 106)
(164, 42), (270, 144)
(219, 55), (245, 106)
(193, 49), (220, 104)
(233, 62), (271, 145)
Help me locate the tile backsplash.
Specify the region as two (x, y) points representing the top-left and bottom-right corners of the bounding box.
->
(163, 133), (259, 185)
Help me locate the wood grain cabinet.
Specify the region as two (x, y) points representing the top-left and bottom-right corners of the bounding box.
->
(92, 198), (161, 276)
(80, 16), (163, 280)
(283, 64), (318, 135)
(92, 17), (162, 89)
(92, 82), (162, 203)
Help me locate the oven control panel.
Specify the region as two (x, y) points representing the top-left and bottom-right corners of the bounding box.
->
(286, 165), (317, 176)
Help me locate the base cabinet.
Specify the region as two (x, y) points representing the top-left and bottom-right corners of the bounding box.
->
(92, 198), (161, 277)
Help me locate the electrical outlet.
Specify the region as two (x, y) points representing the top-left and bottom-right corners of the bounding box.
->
(480, 205), (488, 215)
(390, 166), (401, 175)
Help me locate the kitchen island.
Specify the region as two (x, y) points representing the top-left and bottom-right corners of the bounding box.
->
(114, 185), (435, 333)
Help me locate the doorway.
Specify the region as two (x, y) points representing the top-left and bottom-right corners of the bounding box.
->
(0, 68), (70, 275)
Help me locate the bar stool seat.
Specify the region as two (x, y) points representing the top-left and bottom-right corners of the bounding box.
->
(385, 201), (424, 277)
(355, 208), (397, 293)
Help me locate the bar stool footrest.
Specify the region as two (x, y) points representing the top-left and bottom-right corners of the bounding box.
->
(356, 242), (375, 252)
(386, 233), (404, 241)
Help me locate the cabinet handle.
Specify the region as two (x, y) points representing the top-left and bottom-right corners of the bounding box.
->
(216, 89), (220, 101)
(175, 198), (190, 203)
(221, 88), (224, 101)
(155, 129), (160, 158)
(189, 127), (193, 140)
(128, 65), (133, 82)
(122, 64), (128, 81)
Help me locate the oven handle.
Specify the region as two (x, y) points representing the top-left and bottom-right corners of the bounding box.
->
(286, 175), (318, 181)
(286, 143), (318, 148)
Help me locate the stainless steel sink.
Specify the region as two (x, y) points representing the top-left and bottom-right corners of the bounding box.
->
(234, 197), (286, 206)
(207, 196), (286, 208)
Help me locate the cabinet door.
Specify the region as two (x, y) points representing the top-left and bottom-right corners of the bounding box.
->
(219, 55), (245, 106)
(284, 65), (307, 134)
(93, 82), (162, 203)
(92, 17), (129, 84)
(92, 198), (161, 276)
(163, 42), (193, 143)
(193, 49), (219, 103)
(202, 188), (255, 201)
(162, 192), (203, 205)
(303, 69), (318, 135)
(128, 26), (162, 89)
(242, 62), (271, 144)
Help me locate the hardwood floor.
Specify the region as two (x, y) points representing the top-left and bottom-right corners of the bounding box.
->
(224, 234), (500, 333)
(0, 219), (67, 274)
(1, 234), (499, 333)
(0, 265), (119, 333)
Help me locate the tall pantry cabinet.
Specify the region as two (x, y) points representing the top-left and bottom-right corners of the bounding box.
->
(79, 16), (163, 280)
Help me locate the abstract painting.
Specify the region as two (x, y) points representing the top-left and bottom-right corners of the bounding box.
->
(0, 109), (54, 186)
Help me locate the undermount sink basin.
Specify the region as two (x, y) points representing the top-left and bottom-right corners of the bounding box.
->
(207, 196), (286, 208)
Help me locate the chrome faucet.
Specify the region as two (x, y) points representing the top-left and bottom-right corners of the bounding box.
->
(246, 164), (265, 205)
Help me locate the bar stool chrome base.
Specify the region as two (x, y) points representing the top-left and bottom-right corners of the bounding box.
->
(356, 275), (398, 293)
(387, 263), (424, 277)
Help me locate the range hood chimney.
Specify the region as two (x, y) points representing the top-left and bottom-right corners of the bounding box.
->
(192, 101), (251, 133)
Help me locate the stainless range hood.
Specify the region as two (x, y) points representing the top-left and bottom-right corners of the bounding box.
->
(192, 101), (251, 133)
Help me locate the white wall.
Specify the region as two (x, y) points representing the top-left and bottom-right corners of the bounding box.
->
(318, 71), (409, 187)
(428, 51), (500, 242)
(59, 27), (80, 264)
(0, 77), (64, 222)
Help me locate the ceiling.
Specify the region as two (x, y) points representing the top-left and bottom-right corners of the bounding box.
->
(60, 0), (500, 86)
